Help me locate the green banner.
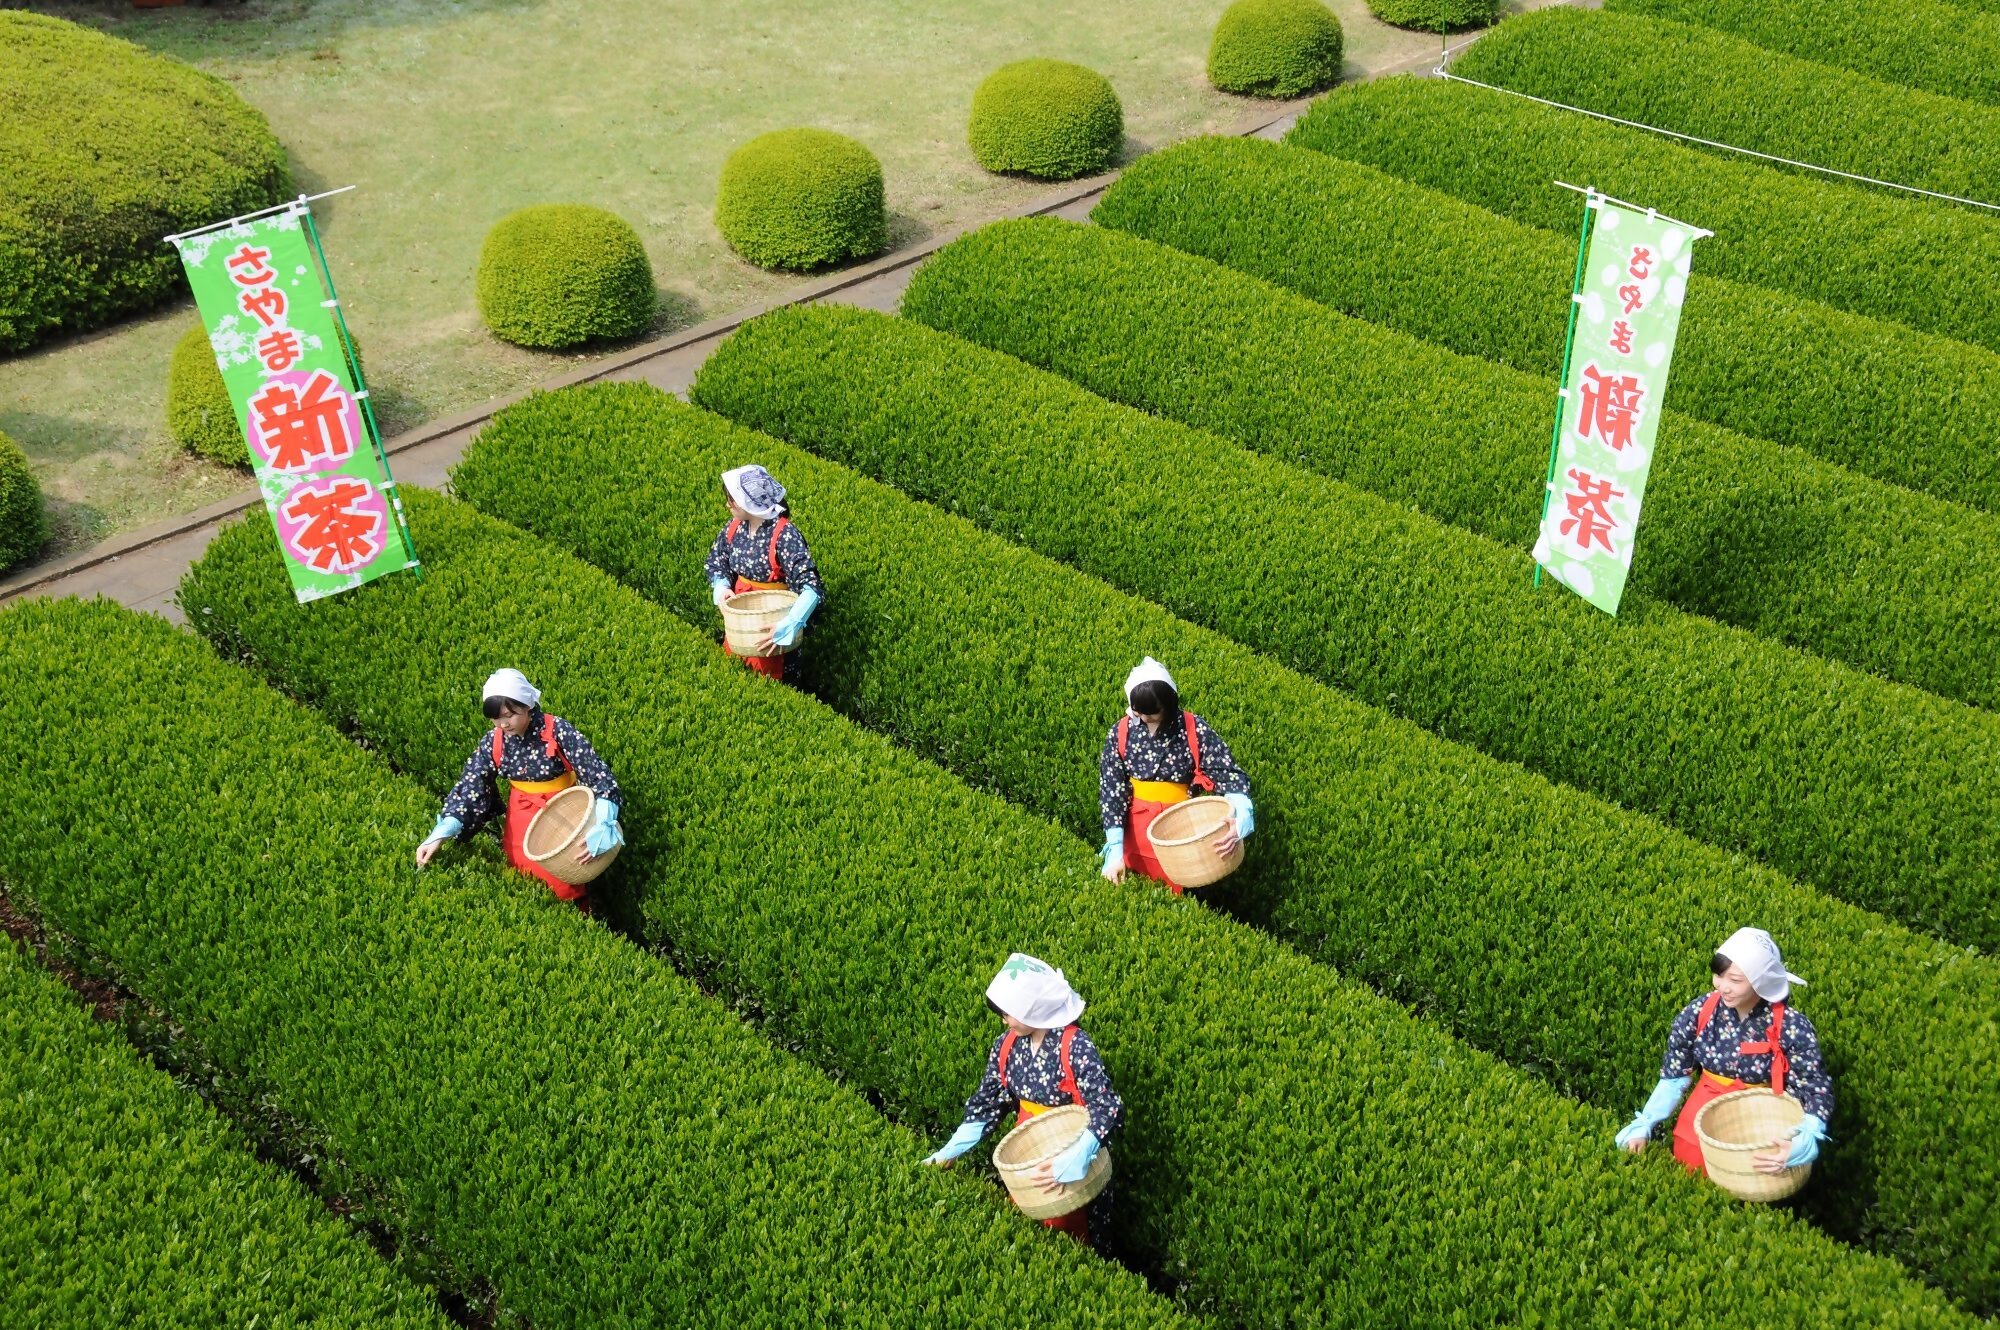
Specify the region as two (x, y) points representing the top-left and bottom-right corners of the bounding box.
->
(1533, 194), (1707, 616)
(172, 202), (417, 603)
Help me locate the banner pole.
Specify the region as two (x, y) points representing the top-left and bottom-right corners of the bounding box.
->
(1534, 186), (1596, 588)
(298, 200), (422, 580)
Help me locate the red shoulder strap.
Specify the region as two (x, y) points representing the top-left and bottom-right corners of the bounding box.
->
(1184, 711), (1215, 792)
(491, 725), (503, 766)
(725, 517), (742, 542)
(1739, 1002), (1790, 1095)
(1115, 716), (1130, 759)
(766, 516), (790, 581)
(493, 712), (569, 769)
(1058, 1025), (1084, 1106)
(997, 1031), (1020, 1095)
(1695, 990), (1721, 1035)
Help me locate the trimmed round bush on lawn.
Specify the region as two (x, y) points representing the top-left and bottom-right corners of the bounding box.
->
(0, 12), (292, 353)
(1366, 0), (1500, 30)
(1208, 0), (1345, 97)
(714, 129), (888, 271)
(0, 429), (46, 575)
(168, 323), (365, 466)
(475, 204), (656, 349)
(968, 59), (1124, 180)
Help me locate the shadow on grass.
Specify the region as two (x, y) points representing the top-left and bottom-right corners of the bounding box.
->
(30, 0), (547, 62)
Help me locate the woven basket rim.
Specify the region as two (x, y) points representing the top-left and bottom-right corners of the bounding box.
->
(524, 784), (594, 862)
(1146, 795), (1234, 849)
(1694, 1087), (1804, 1153)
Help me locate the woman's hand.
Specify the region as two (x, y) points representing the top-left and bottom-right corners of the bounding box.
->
(924, 1156), (956, 1171)
(415, 838), (443, 868)
(1751, 1143), (1792, 1174)
(1029, 1159), (1066, 1193)
(1213, 827), (1241, 857)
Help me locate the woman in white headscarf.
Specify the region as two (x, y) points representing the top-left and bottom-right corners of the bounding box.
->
(704, 464), (824, 684)
(414, 669), (624, 914)
(923, 953), (1125, 1247)
(1615, 928), (1832, 1176)
(1099, 656), (1254, 895)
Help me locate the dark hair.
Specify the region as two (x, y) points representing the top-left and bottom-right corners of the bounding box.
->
(1709, 952), (1732, 977)
(984, 996), (1005, 1019)
(1127, 679), (1181, 721)
(482, 695), (532, 721)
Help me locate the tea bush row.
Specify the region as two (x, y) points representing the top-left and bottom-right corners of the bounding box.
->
(1095, 136), (2000, 513)
(176, 493), (1972, 1327)
(1285, 77), (2000, 355)
(454, 379), (2000, 1307)
(0, 941), (447, 1329)
(694, 302), (2000, 953)
(1451, 9), (2000, 205)
(0, 599), (1179, 1330)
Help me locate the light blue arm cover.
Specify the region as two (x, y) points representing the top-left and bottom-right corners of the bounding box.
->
(1224, 792), (1254, 837)
(923, 1118), (988, 1163)
(1614, 1075), (1691, 1148)
(770, 586), (823, 647)
(1049, 1128), (1102, 1184)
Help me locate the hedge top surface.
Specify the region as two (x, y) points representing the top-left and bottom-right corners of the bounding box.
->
(1093, 135), (2000, 513)
(0, 11), (291, 353)
(0, 596), (1187, 1330)
(1451, 7), (2000, 204)
(180, 491), (1975, 1328)
(0, 427), (45, 576)
(968, 58), (1124, 180)
(475, 203), (656, 349)
(1206, 0), (1345, 98)
(1285, 76), (2000, 357)
(1610, 0), (2000, 107)
(1363, 0), (1499, 33)
(459, 378), (2000, 1308)
(714, 128), (888, 272)
(0, 942), (449, 1330)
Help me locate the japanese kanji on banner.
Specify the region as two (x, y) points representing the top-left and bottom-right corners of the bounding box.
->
(172, 201), (417, 603)
(1532, 192), (1708, 616)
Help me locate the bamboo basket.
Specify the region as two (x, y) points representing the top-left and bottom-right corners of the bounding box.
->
(992, 1104), (1112, 1220)
(721, 589), (797, 658)
(1695, 1088), (1812, 1202)
(1146, 795), (1243, 889)
(522, 785), (620, 887)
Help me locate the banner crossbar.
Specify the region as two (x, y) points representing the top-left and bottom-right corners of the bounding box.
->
(163, 187), (357, 245)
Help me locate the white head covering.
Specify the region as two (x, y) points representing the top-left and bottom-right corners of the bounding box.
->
(1123, 655), (1175, 705)
(985, 953), (1086, 1030)
(1717, 927), (1806, 1003)
(722, 464), (786, 520)
(481, 668), (541, 709)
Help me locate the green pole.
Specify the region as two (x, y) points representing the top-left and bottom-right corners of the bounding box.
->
(1533, 189), (1596, 588)
(299, 201), (422, 580)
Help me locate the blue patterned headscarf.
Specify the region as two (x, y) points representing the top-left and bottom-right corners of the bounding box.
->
(722, 464), (787, 520)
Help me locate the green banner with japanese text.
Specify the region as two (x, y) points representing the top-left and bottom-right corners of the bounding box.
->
(172, 202), (417, 603)
(1533, 194), (1706, 616)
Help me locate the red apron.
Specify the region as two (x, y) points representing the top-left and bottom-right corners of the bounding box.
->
(999, 1026), (1092, 1245)
(723, 516), (791, 680)
(498, 714), (590, 912)
(1117, 711), (1216, 896)
(1670, 992), (1790, 1173)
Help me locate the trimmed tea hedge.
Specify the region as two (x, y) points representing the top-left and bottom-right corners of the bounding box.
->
(1286, 76), (2000, 355)
(901, 217), (2000, 715)
(0, 12), (292, 352)
(1611, 0), (2000, 106)
(1452, 8), (2000, 205)
(694, 303), (2000, 952)
(715, 128), (888, 271)
(1367, 0), (1497, 32)
(179, 493), (1973, 1327)
(968, 59), (1123, 180)
(0, 428), (45, 575)
(475, 203), (655, 348)
(1206, 0), (1344, 98)
(166, 325), (242, 465)
(0, 942), (447, 1330)
(1094, 136), (2000, 513)
(456, 380), (2000, 1305)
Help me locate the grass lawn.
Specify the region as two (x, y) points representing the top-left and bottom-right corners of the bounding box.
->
(0, 0), (1480, 561)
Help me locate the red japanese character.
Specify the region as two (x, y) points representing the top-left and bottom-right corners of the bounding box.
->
(1627, 246), (1654, 280)
(240, 285), (287, 328)
(227, 244), (274, 287)
(247, 369), (355, 471)
(1609, 320), (1635, 355)
(280, 478), (383, 574)
(256, 328), (304, 374)
(1575, 363), (1646, 453)
(1617, 283), (1645, 315)
(1558, 468), (1625, 555)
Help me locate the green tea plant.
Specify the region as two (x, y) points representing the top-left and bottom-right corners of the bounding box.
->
(177, 495), (1974, 1327)
(1095, 136), (2000, 513)
(1452, 8), (2000, 204)
(1286, 77), (2000, 355)
(475, 203), (655, 348)
(455, 379), (2000, 1307)
(0, 942), (447, 1329)
(1206, 0), (1344, 97)
(900, 217), (2000, 714)
(0, 428), (45, 574)
(715, 128), (888, 271)
(694, 302), (2000, 953)
(968, 59), (1124, 180)
(0, 599), (1180, 1330)
(1365, 0), (1497, 31)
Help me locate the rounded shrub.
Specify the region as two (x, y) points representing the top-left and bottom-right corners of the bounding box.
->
(714, 129), (889, 272)
(475, 204), (656, 349)
(968, 59), (1124, 180)
(167, 323), (365, 466)
(0, 430), (46, 575)
(1208, 0), (1345, 97)
(1364, 0), (1500, 31)
(0, 12), (291, 353)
